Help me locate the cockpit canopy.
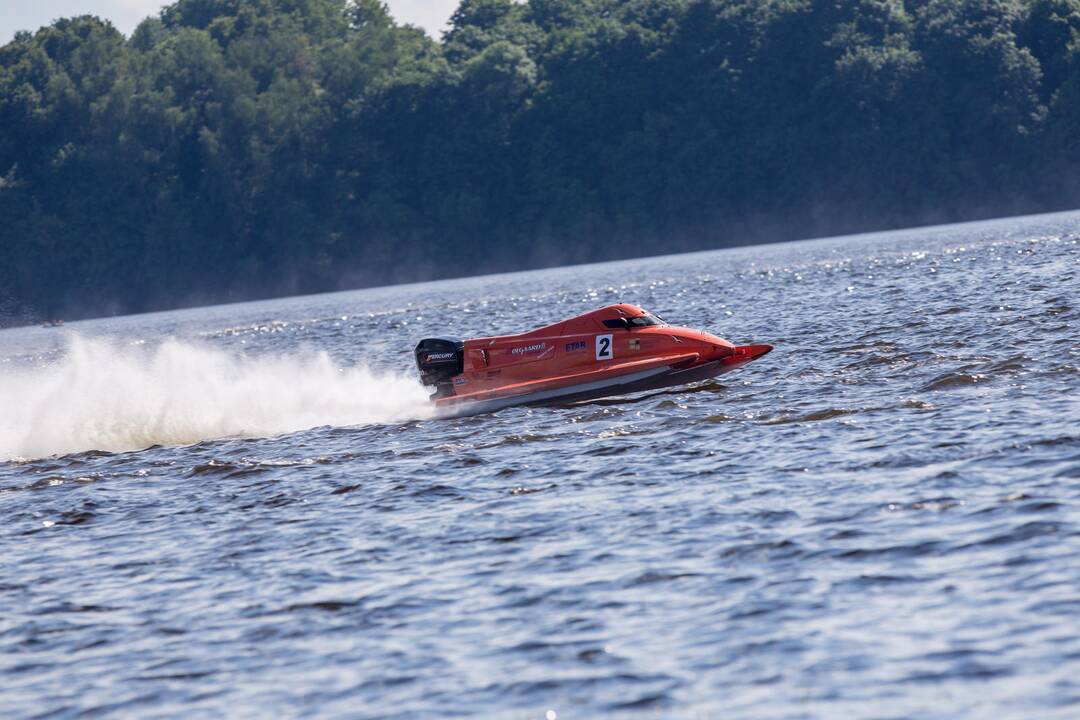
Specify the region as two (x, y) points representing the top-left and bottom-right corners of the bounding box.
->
(602, 310), (667, 329)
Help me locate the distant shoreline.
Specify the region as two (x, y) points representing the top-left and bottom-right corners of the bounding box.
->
(4, 207), (1078, 332)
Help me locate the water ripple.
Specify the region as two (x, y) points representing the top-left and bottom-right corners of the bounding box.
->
(2, 212), (1080, 717)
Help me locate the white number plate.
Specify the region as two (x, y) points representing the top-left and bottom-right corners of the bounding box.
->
(595, 334), (613, 360)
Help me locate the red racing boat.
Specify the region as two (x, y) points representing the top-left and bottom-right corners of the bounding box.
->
(414, 304), (771, 416)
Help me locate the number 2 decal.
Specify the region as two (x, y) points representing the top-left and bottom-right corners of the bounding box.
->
(596, 334), (613, 360)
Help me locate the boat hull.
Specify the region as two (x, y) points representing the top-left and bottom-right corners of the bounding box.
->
(434, 355), (759, 419)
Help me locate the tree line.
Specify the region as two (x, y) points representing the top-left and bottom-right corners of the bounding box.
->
(2, 0), (1080, 324)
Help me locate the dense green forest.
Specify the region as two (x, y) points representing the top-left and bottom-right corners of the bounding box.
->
(2, 0), (1080, 324)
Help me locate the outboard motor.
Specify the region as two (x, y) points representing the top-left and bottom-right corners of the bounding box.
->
(415, 338), (464, 399)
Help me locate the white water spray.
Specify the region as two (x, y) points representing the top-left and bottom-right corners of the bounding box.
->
(0, 336), (434, 460)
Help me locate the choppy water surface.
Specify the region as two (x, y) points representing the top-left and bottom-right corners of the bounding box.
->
(2, 212), (1080, 718)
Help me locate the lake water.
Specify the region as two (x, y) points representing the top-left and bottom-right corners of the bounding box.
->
(2, 212), (1079, 718)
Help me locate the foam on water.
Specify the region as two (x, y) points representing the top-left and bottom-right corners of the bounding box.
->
(0, 335), (433, 460)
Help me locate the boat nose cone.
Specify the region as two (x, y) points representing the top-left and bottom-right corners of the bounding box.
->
(697, 332), (735, 355)
(736, 343), (773, 360)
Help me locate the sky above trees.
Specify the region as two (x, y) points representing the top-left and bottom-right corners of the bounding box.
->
(0, 0), (457, 43)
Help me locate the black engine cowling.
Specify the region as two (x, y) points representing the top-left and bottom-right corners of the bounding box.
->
(415, 338), (464, 389)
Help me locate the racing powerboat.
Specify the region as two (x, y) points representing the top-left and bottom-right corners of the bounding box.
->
(415, 304), (771, 416)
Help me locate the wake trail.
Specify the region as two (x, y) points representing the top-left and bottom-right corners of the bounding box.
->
(0, 335), (433, 460)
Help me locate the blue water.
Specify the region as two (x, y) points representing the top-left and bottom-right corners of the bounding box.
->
(2, 212), (1080, 718)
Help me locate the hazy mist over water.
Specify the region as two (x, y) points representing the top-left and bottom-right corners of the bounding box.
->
(2, 212), (1080, 717)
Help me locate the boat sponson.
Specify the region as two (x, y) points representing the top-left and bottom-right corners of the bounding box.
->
(437, 351), (701, 408)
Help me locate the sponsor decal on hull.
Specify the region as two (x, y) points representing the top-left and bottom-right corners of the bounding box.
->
(565, 341), (587, 352)
(511, 342), (547, 355)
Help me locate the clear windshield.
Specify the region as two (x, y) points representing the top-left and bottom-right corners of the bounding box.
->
(628, 313), (667, 327)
